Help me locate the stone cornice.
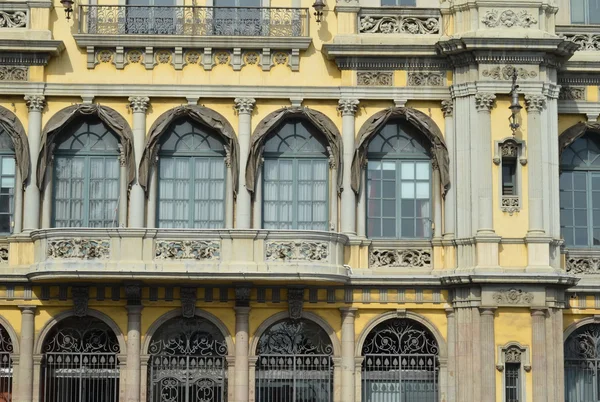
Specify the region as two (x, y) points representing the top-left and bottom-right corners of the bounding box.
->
(0, 38), (64, 65)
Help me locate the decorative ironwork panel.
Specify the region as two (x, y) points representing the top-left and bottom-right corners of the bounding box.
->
(362, 319), (439, 402)
(255, 319), (333, 402)
(42, 317), (120, 402)
(565, 324), (600, 402)
(148, 317), (228, 402)
(0, 325), (12, 402)
(80, 5), (308, 37)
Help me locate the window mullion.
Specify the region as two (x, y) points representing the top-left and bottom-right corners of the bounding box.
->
(83, 156), (91, 227)
(293, 159), (299, 229)
(189, 157), (195, 228)
(396, 160), (401, 239)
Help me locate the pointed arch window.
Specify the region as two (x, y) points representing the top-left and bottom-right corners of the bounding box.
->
(53, 118), (121, 228)
(0, 129), (16, 234)
(560, 133), (600, 247)
(262, 120), (329, 230)
(366, 122), (432, 239)
(157, 119), (227, 228)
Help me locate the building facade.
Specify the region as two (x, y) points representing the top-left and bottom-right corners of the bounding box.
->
(0, 0), (598, 401)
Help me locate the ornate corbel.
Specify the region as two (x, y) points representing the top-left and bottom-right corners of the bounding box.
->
(180, 287), (197, 318)
(288, 288), (305, 320)
(72, 286), (90, 317)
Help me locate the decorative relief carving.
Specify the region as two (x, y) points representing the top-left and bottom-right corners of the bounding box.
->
(25, 95), (46, 112)
(369, 248), (432, 268)
(500, 140), (518, 158)
(97, 49), (114, 63)
(273, 52), (288, 65)
(265, 241), (329, 262)
(492, 288), (533, 305)
(475, 93), (496, 112)
(505, 346), (522, 363)
(215, 51), (230, 65)
(0, 66), (27, 81)
(407, 72), (445, 86)
(337, 99), (360, 116)
(0, 10), (27, 28)
(524, 94), (546, 112)
(482, 65), (537, 80)
(559, 86), (586, 100)
(72, 286), (89, 317)
(155, 240), (220, 260)
(235, 286), (251, 307)
(501, 196), (520, 215)
(287, 288), (304, 320)
(184, 51), (200, 65)
(0, 245), (8, 264)
(126, 49), (143, 64)
(155, 50), (171, 64)
(47, 239), (110, 259)
(357, 72), (393, 86)
(482, 9), (537, 28)
(244, 52), (259, 65)
(559, 33), (600, 51)
(125, 284), (142, 305)
(180, 287), (197, 318)
(566, 256), (600, 274)
(359, 15), (440, 34)
(128, 96), (150, 113)
(234, 97), (256, 115)
(441, 100), (453, 117)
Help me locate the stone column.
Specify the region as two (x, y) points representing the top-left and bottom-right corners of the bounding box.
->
(531, 308), (547, 402)
(234, 98), (256, 229)
(125, 305), (143, 402)
(146, 162), (158, 228)
(474, 93), (496, 234)
(340, 308), (357, 402)
(441, 100), (455, 238)
(225, 151), (234, 228)
(234, 306), (250, 402)
(16, 306), (36, 402)
(330, 157), (338, 231)
(445, 309), (456, 402)
(479, 308), (496, 402)
(23, 96), (45, 231)
(128, 96), (149, 227)
(338, 99), (359, 235)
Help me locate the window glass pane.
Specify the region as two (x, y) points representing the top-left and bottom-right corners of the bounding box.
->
(563, 228), (574, 246)
(590, 0), (600, 24)
(572, 0), (586, 23)
(416, 182), (430, 199)
(401, 199), (415, 218)
(575, 209), (588, 226)
(401, 163), (414, 180)
(574, 192), (587, 209)
(561, 209), (574, 227)
(1, 158), (14, 176)
(368, 218), (381, 237)
(401, 218), (415, 237)
(401, 182), (414, 198)
(560, 191), (573, 209)
(594, 229), (600, 246)
(415, 162), (428, 180)
(0, 195), (10, 214)
(382, 199), (395, 217)
(575, 228), (589, 246)
(560, 172), (573, 190)
(382, 219), (395, 237)
(574, 172), (587, 190)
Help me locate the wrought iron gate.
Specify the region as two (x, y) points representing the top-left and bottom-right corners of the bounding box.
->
(361, 319), (439, 402)
(565, 324), (600, 402)
(0, 325), (13, 402)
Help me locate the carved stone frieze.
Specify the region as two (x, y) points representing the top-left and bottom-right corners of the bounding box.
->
(482, 9), (537, 28)
(0, 245), (8, 264)
(482, 65), (537, 80)
(357, 72), (392, 86)
(492, 288), (533, 305)
(180, 287), (197, 318)
(128, 96), (150, 113)
(559, 33), (600, 51)
(441, 100), (453, 117)
(234, 98), (256, 115)
(0, 10), (27, 28)
(501, 196), (520, 215)
(0, 66), (27, 81)
(265, 241), (329, 262)
(559, 86), (586, 100)
(369, 248), (432, 268)
(287, 288), (304, 320)
(475, 93), (496, 112)
(155, 240), (220, 260)
(47, 239), (110, 259)
(566, 256), (600, 274)
(337, 99), (360, 116)
(72, 286), (89, 317)
(359, 15), (440, 34)
(407, 72), (445, 86)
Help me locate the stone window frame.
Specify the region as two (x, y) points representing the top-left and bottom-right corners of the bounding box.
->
(493, 137), (527, 215)
(496, 342), (531, 402)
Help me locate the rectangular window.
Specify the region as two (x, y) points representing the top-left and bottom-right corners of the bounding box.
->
(0, 156), (15, 234)
(505, 363), (520, 402)
(502, 160), (517, 196)
(381, 0), (416, 5)
(560, 171), (600, 247)
(571, 0), (600, 24)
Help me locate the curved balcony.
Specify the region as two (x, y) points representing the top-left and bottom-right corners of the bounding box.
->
(15, 229), (349, 282)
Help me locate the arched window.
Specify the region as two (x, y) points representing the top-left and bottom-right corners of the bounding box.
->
(157, 119), (227, 228)
(148, 316), (228, 402)
(262, 120), (329, 230)
(0, 129), (15, 234)
(41, 316), (120, 402)
(255, 318), (333, 402)
(366, 122), (432, 239)
(361, 318), (439, 402)
(560, 133), (600, 247)
(565, 323), (600, 401)
(571, 0), (600, 24)
(0, 324), (14, 401)
(53, 117), (121, 227)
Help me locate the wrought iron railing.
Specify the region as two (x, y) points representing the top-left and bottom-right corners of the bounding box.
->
(78, 5), (309, 37)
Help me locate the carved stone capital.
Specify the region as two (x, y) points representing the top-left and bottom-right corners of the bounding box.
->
(524, 94), (546, 113)
(234, 97), (256, 115)
(475, 93), (496, 112)
(72, 286), (89, 317)
(337, 99), (360, 116)
(128, 96), (150, 113)
(441, 99), (453, 117)
(180, 287), (197, 318)
(24, 95), (46, 112)
(287, 287), (305, 320)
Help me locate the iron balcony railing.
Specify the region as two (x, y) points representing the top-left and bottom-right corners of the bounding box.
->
(78, 4), (309, 37)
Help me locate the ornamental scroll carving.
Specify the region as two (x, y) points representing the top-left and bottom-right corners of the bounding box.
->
(492, 288), (533, 305)
(482, 65), (537, 81)
(501, 196), (520, 215)
(47, 239), (110, 259)
(0, 66), (27, 81)
(0, 10), (27, 28)
(505, 346), (522, 363)
(481, 9), (537, 28)
(566, 256), (600, 274)
(265, 241), (329, 262)
(407, 72), (445, 86)
(359, 15), (440, 34)
(357, 72), (392, 86)
(155, 240), (220, 260)
(559, 86), (586, 100)
(0, 245), (8, 264)
(369, 248), (432, 268)
(559, 33), (600, 51)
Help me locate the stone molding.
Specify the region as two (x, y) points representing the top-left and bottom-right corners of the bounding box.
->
(566, 254), (600, 275)
(265, 241), (329, 262)
(24, 94), (45, 112)
(356, 71), (393, 86)
(154, 240), (220, 260)
(180, 287), (197, 318)
(233, 97), (255, 115)
(475, 93), (496, 112)
(128, 96), (149, 113)
(0, 242), (8, 265)
(358, 8), (441, 34)
(407, 71), (445, 86)
(524, 94), (546, 112)
(501, 196), (520, 216)
(441, 99), (453, 117)
(337, 99), (359, 116)
(47, 238), (110, 259)
(481, 9), (537, 29)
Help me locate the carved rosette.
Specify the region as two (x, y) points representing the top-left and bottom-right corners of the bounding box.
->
(128, 96), (150, 113)
(155, 240), (220, 260)
(482, 65), (537, 81)
(72, 286), (90, 317)
(481, 9), (537, 28)
(265, 241), (329, 262)
(492, 288), (534, 305)
(359, 15), (440, 34)
(357, 72), (392, 86)
(475, 93), (496, 112)
(234, 97), (256, 115)
(180, 287), (197, 318)
(524, 94), (546, 113)
(566, 256), (600, 274)
(337, 99), (359, 116)
(287, 288), (305, 320)
(24, 95), (46, 112)
(407, 72), (445, 86)
(369, 248), (432, 268)
(47, 239), (110, 259)
(559, 86), (586, 100)
(441, 100), (453, 118)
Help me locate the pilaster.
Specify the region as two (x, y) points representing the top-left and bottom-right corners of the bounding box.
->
(15, 305), (36, 402)
(338, 99), (359, 235)
(340, 307), (357, 402)
(531, 308), (547, 402)
(445, 308), (456, 402)
(479, 307), (496, 402)
(125, 304), (143, 402)
(23, 95), (45, 231)
(128, 96), (150, 227)
(234, 98), (256, 229)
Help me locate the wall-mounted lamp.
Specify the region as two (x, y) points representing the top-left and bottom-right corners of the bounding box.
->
(312, 0), (325, 23)
(508, 70), (522, 133)
(60, 0), (74, 20)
